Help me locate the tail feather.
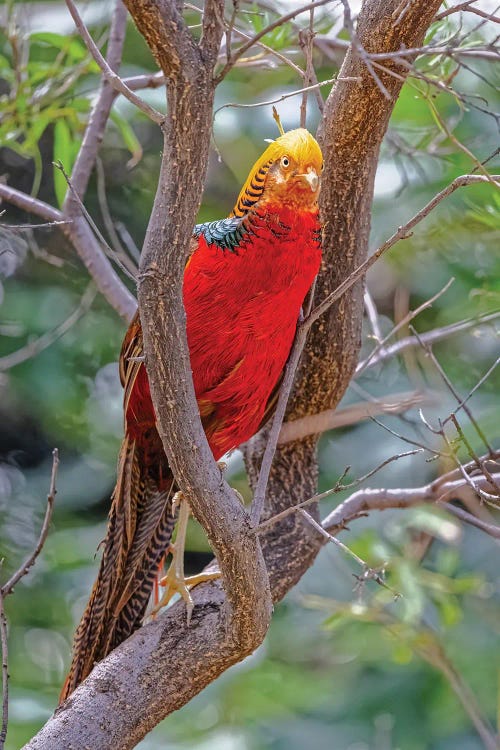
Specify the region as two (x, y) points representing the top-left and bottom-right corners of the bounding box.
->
(60, 434), (176, 703)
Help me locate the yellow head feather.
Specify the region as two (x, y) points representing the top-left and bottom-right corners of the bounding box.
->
(230, 128), (323, 218)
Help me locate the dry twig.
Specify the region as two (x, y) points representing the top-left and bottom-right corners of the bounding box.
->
(65, 0), (165, 125)
(0, 450), (59, 750)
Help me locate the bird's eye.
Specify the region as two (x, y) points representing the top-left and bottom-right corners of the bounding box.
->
(281, 156), (290, 168)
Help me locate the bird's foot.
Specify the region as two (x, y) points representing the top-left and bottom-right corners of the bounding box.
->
(150, 495), (220, 624)
(152, 562), (220, 624)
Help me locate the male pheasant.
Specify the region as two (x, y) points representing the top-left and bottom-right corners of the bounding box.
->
(61, 127), (323, 701)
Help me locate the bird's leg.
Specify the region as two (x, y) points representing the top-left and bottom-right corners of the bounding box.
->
(151, 492), (220, 623)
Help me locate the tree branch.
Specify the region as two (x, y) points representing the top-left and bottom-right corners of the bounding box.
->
(65, 0), (129, 203)
(65, 0), (164, 124)
(322, 469), (500, 540)
(1, 450), (59, 750)
(278, 389), (434, 444)
(356, 309), (500, 371)
(0, 181), (136, 322)
(307, 175), (500, 329)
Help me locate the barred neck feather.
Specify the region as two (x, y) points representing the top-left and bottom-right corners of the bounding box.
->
(229, 128), (322, 218)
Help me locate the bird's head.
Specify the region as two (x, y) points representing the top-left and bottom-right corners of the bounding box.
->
(230, 128), (323, 217)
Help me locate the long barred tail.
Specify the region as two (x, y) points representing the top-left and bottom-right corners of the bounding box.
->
(60, 434), (176, 702)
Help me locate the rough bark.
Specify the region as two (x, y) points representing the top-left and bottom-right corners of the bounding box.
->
(246, 0), (444, 600)
(23, 1), (443, 748)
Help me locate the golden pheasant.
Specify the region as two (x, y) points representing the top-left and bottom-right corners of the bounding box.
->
(61, 126), (323, 701)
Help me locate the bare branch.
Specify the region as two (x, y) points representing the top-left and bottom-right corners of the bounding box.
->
(214, 75), (351, 118)
(0, 450), (59, 750)
(254, 448), (424, 534)
(65, 0), (165, 125)
(250, 324), (310, 526)
(1, 450), (59, 597)
(66, 0), (128, 203)
(356, 277), (455, 377)
(0, 184), (62, 223)
(278, 390), (434, 444)
(440, 502), (500, 539)
(0, 184), (136, 321)
(446, 356), (500, 424)
(0, 220), (70, 231)
(307, 175), (500, 329)
(322, 467), (500, 540)
(215, 0), (333, 82)
(299, 509), (399, 596)
(356, 310), (500, 371)
(435, 1), (491, 21)
(0, 592), (8, 750)
(364, 288), (383, 342)
(411, 326), (494, 455)
(123, 71), (165, 90)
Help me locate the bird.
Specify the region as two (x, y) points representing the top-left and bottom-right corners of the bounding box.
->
(60, 124), (323, 702)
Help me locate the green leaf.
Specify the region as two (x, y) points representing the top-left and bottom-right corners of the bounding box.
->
(30, 32), (87, 63)
(110, 110), (143, 167)
(53, 119), (74, 207)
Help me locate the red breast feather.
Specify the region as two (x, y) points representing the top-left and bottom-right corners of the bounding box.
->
(185, 203), (321, 458)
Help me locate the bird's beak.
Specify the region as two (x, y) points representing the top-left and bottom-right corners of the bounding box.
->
(299, 169), (319, 192)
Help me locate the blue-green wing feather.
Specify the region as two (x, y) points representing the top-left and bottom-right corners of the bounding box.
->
(193, 217), (247, 253)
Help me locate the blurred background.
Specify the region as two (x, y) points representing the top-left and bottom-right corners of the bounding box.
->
(0, 1), (499, 748)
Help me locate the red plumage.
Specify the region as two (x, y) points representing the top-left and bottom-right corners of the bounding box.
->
(128, 204), (321, 460)
(61, 128), (323, 702)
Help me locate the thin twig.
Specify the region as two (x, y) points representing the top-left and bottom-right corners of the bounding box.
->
(0, 220), (70, 231)
(307, 175), (500, 330)
(254, 448), (423, 534)
(215, 0), (333, 82)
(363, 288), (383, 342)
(357, 278), (455, 377)
(95, 157), (138, 278)
(0, 450), (59, 750)
(278, 390), (434, 444)
(55, 161), (136, 283)
(250, 325), (309, 526)
(411, 326), (494, 455)
(65, 0), (165, 125)
(439, 502), (500, 539)
(356, 310), (500, 372)
(444, 356), (500, 426)
(214, 76), (354, 118)
(1, 450), (59, 596)
(435, 1), (487, 21)
(0, 590), (8, 750)
(0, 286), (96, 372)
(299, 509), (400, 596)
